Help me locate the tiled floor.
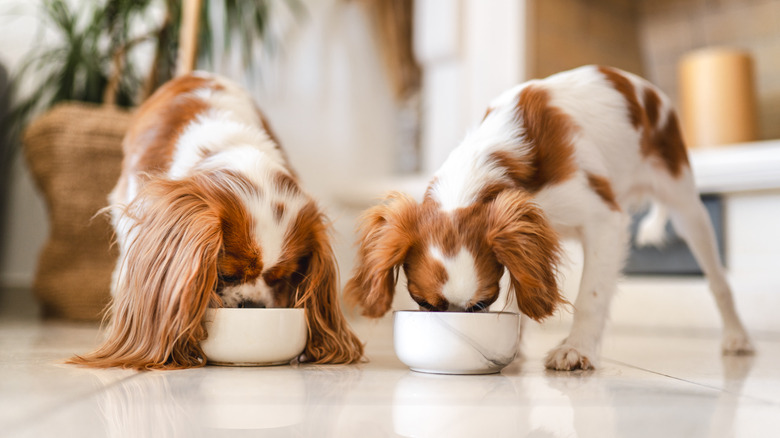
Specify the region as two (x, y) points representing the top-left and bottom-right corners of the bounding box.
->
(1, 288), (778, 438)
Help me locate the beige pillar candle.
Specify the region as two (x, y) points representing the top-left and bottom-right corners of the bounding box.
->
(679, 48), (758, 148)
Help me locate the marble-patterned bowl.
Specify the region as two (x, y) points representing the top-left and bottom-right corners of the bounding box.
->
(200, 308), (307, 366)
(393, 310), (521, 375)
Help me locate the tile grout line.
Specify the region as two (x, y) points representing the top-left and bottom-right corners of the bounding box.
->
(4, 369), (147, 436)
(603, 357), (780, 406)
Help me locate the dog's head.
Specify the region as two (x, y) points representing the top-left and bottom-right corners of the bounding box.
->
(345, 190), (563, 320)
(73, 168), (363, 369)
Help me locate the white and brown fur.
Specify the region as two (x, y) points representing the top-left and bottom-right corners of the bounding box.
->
(70, 72), (363, 370)
(345, 65), (754, 370)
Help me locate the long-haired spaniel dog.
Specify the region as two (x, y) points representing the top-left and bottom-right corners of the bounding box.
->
(70, 73), (363, 370)
(345, 65), (754, 370)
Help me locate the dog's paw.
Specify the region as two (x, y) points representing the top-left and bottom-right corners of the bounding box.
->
(544, 344), (596, 371)
(722, 332), (755, 356)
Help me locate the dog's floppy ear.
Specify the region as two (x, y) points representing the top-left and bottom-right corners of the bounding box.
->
(286, 202), (364, 364)
(345, 192), (418, 318)
(486, 190), (564, 321)
(68, 174), (227, 370)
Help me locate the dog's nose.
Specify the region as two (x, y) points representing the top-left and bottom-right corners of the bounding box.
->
(237, 300), (266, 309)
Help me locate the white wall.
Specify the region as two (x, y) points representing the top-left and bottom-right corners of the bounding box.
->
(414, 0), (529, 175)
(247, 0), (399, 201)
(0, 157), (48, 288)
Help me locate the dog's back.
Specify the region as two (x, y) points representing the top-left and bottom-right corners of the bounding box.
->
(111, 72), (288, 207)
(431, 65), (691, 222)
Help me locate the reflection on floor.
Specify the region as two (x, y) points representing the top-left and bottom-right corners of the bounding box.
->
(1, 287), (778, 438)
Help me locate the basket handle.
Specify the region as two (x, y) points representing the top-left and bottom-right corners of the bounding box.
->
(103, 33), (156, 106)
(176, 0), (203, 77)
(104, 0), (202, 105)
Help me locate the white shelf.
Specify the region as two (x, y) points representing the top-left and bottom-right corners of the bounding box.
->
(690, 139), (780, 194)
(335, 140), (780, 208)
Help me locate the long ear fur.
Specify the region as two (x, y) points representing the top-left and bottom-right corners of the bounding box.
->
(68, 175), (226, 370)
(486, 190), (564, 321)
(289, 202), (364, 364)
(344, 192), (417, 318)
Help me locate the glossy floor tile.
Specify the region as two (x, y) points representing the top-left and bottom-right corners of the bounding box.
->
(1, 288), (778, 438)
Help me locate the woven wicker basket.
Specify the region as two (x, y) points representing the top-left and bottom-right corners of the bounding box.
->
(23, 103), (131, 320)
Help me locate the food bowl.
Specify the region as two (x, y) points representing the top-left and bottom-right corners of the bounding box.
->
(393, 310), (520, 375)
(200, 308), (307, 366)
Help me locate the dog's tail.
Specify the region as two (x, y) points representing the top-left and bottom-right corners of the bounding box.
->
(635, 202), (669, 247)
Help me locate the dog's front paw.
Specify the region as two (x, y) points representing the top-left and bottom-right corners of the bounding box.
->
(544, 343), (596, 371)
(722, 332), (755, 356)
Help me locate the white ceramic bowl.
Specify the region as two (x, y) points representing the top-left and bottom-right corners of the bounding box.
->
(200, 308), (307, 366)
(393, 310), (520, 375)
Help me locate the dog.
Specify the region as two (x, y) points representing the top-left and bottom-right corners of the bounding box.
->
(69, 72), (363, 370)
(345, 65), (754, 370)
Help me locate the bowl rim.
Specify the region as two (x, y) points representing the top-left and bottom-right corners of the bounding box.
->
(205, 307), (306, 314)
(393, 310), (519, 316)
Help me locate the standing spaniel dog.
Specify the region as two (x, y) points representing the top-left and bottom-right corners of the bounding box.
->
(70, 73), (363, 369)
(345, 65), (754, 370)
